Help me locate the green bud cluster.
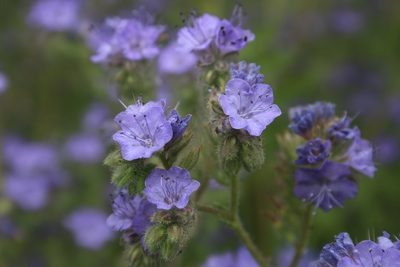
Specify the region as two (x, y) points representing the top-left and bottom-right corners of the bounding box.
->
(104, 148), (156, 195)
(123, 241), (160, 267)
(143, 206), (198, 261)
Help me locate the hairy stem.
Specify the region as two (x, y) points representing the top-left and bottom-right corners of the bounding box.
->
(195, 203), (233, 221)
(289, 205), (314, 267)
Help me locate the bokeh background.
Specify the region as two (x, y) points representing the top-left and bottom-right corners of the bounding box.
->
(1, 0), (399, 266)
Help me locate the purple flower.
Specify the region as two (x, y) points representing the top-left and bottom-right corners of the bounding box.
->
(177, 13), (221, 52)
(63, 208), (114, 251)
(289, 108), (314, 137)
(82, 102), (110, 132)
(3, 173), (50, 211)
(142, 166), (200, 210)
(90, 16), (165, 63)
(309, 102), (336, 121)
(157, 45), (197, 75)
(200, 246), (259, 267)
(64, 133), (105, 164)
(218, 78), (282, 136)
(293, 160), (358, 212)
(106, 193), (156, 234)
(275, 246), (315, 267)
(215, 19), (255, 56)
(117, 19), (165, 61)
(294, 138), (331, 165)
(311, 232), (356, 267)
(230, 61), (264, 86)
(27, 0), (80, 32)
(344, 133), (377, 178)
(330, 10), (364, 35)
(113, 101), (172, 161)
(167, 110), (192, 140)
(328, 115), (358, 141)
(337, 240), (400, 267)
(0, 71), (8, 94)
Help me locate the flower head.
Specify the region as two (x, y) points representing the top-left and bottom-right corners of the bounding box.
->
(64, 208), (114, 251)
(293, 160), (358, 212)
(142, 166), (200, 210)
(177, 13), (220, 52)
(106, 192), (157, 234)
(288, 108), (314, 138)
(294, 138), (331, 165)
(328, 115), (358, 141)
(345, 132), (376, 178)
(113, 99), (172, 161)
(230, 61), (264, 86)
(167, 110), (192, 140)
(218, 78), (281, 136)
(27, 0), (80, 32)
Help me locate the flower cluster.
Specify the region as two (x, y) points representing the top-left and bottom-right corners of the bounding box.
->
(113, 98), (191, 161)
(176, 4), (255, 59)
(218, 76), (282, 136)
(287, 102), (377, 211)
(89, 15), (165, 64)
(311, 232), (400, 267)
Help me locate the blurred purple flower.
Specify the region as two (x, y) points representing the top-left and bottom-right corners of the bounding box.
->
(64, 208), (114, 250)
(330, 10), (364, 34)
(142, 166), (200, 210)
(0, 72), (8, 94)
(218, 78), (281, 136)
(64, 133), (105, 164)
(177, 13), (220, 52)
(158, 45), (197, 75)
(90, 16), (165, 63)
(275, 246), (315, 267)
(344, 131), (377, 178)
(82, 102), (110, 132)
(200, 246), (259, 267)
(374, 135), (400, 166)
(106, 193), (156, 235)
(293, 160), (358, 212)
(27, 0), (80, 32)
(294, 138), (331, 165)
(328, 115), (358, 141)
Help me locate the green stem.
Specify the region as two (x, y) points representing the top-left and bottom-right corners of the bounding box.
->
(230, 173), (239, 216)
(159, 152), (170, 170)
(195, 203), (233, 221)
(289, 205), (314, 267)
(232, 220), (269, 267)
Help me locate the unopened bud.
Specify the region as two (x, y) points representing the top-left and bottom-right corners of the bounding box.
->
(143, 225), (167, 253)
(160, 240), (181, 261)
(218, 136), (239, 160)
(240, 141), (265, 173)
(167, 224), (187, 245)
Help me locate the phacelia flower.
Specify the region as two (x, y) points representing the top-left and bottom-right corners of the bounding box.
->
(344, 132), (377, 178)
(294, 138), (331, 165)
(328, 115), (358, 141)
(27, 0), (80, 32)
(215, 19), (255, 56)
(167, 110), (192, 140)
(218, 78), (282, 136)
(142, 166), (200, 210)
(65, 133), (105, 164)
(106, 193), (156, 234)
(63, 208), (114, 251)
(157, 44), (197, 75)
(293, 160), (358, 212)
(113, 100), (172, 161)
(230, 61), (264, 86)
(310, 232), (356, 267)
(177, 13), (221, 52)
(0, 71), (8, 94)
(337, 240), (400, 267)
(200, 246), (260, 267)
(289, 108), (314, 138)
(310, 101), (336, 121)
(90, 16), (165, 63)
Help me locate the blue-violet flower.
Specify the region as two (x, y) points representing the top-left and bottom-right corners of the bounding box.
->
(167, 110), (192, 140)
(294, 138), (331, 165)
(142, 166), (200, 210)
(218, 78), (281, 136)
(230, 61), (264, 86)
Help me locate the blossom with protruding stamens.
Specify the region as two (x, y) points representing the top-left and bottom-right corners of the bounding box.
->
(215, 19), (254, 55)
(113, 105), (172, 161)
(176, 13), (221, 52)
(293, 160), (358, 212)
(142, 166), (200, 210)
(218, 78), (281, 136)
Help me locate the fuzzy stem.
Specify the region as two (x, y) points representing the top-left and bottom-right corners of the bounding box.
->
(195, 203), (233, 221)
(231, 173), (240, 216)
(289, 205), (314, 267)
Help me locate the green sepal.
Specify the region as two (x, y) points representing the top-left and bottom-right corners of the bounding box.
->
(164, 131), (194, 162)
(178, 146), (201, 171)
(144, 225), (167, 254)
(240, 141), (265, 173)
(160, 240), (181, 261)
(222, 156), (241, 175)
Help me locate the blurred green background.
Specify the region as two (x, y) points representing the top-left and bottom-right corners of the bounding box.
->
(1, 0), (399, 266)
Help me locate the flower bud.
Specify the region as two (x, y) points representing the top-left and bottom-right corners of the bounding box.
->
(240, 140), (265, 173)
(143, 225), (167, 253)
(167, 224), (187, 245)
(160, 240), (181, 261)
(218, 135), (239, 160)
